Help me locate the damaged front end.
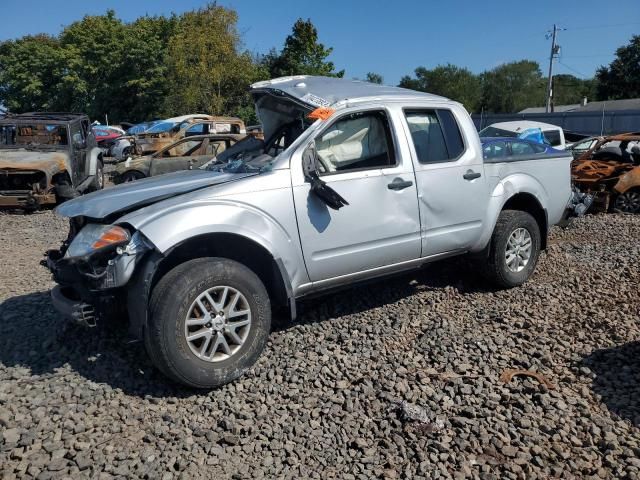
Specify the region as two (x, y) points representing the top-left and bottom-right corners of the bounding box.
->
(0, 167), (56, 208)
(44, 218), (154, 327)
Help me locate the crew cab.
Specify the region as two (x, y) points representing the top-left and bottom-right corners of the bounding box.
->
(45, 77), (574, 388)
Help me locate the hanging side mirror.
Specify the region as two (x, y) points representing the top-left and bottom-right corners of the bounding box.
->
(302, 142), (348, 210)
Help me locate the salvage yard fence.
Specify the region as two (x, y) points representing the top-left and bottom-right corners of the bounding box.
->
(472, 110), (640, 136)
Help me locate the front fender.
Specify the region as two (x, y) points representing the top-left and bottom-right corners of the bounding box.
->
(121, 199), (309, 293)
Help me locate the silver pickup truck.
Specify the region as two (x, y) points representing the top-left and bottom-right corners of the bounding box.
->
(46, 76), (573, 388)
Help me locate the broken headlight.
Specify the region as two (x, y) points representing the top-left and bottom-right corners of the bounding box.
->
(66, 224), (131, 258)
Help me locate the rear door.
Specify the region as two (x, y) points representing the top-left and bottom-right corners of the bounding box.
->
(401, 107), (490, 257)
(292, 107), (422, 281)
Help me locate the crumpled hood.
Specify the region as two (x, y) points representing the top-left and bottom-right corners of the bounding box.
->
(0, 148), (70, 177)
(55, 169), (257, 220)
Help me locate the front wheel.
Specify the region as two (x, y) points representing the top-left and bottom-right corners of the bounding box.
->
(119, 170), (145, 183)
(89, 159), (104, 191)
(482, 210), (541, 288)
(145, 258), (271, 388)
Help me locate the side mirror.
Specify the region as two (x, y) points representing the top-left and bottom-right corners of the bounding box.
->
(301, 141), (348, 210)
(302, 142), (318, 181)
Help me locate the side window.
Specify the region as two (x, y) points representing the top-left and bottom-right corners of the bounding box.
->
(543, 130), (562, 146)
(510, 141), (536, 156)
(316, 110), (395, 174)
(186, 124), (205, 136)
(404, 109), (464, 163)
(483, 141), (508, 160)
(205, 140), (225, 156)
(69, 123), (82, 147)
(164, 139), (202, 157)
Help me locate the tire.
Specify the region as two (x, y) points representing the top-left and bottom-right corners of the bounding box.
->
(482, 210), (541, 288)
(119, 171), (145, 183)
(89, 159), (104, 191)
(612, 189), (640, 214)
(145, 258), (271, 389)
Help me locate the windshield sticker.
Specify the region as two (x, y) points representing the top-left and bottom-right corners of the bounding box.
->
(215, 123), (231, 133)
(301, 93), (331, 108)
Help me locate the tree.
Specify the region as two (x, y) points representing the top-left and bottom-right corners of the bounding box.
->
(551, 74), (596, 107)
(480, 60), (546, 113)
(266, 19), (344, 78)
(164, 4), (263, 119)
(399, 64), (482, 111)
(0, 35), (76, 113)
(365, 72), (383, 84)
(596, 35), (640, 100)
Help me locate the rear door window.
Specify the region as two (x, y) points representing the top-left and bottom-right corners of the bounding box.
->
(404, 109), (465, 163)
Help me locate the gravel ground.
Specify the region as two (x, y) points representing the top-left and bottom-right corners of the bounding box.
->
(0, 210), (639, 479)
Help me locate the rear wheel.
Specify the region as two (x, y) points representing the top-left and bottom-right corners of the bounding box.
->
(145, 258), (271, 388)
(613, 189), (640, 214)
(482, 210), (541, 288)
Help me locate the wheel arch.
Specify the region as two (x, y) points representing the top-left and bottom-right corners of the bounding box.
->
(127, 232), (294, 340)
(501, 192), (548, 250)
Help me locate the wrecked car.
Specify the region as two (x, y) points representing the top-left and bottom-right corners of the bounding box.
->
(46, 76), (575, 388)
(572, 134), (640, 213)
(112, 133), (245, 183)
(0, 113), (104, 208)
(135, 115), (246, 155)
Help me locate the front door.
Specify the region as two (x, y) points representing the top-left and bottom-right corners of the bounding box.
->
(293, 109), (422, 282)
(401, 107), (489, 257)
(149, 138), (206, 176)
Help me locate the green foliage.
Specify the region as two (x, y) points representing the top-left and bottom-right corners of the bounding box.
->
(399, 64), (482, 111)
(365, 72), (383, 84)
(266, 19), (344, 78)
(596, 35), (640, 100)
(552, 74), (595, 106)
(164, 5), (266, 123)
(0, 35), (74, 112)
(479, 60), (546, 113)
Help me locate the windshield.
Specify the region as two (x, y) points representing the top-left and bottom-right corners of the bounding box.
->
(478, 126), (518, 138)
(0, 123), (69, 148)
(146, 121), (177, 134)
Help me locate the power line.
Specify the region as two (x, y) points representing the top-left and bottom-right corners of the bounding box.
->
(564, 22), (640, 31)
(557, 60), (587, 78)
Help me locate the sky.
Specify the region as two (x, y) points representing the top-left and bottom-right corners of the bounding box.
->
(1, 0), (639, 85)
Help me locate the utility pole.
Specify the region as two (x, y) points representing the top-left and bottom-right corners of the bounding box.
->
(545, 24), (560, 113)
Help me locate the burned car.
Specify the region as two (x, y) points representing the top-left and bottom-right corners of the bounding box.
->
(572, 134), (640, 213)
(0, 113), (104, 208)
(113, 133), (244, 183)
(135, 115), (246, 155)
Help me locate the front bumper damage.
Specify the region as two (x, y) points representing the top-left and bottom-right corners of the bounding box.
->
(44, 229), (153, 327)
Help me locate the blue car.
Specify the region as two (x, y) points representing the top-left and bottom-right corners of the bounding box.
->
(480, 137), (561, 161)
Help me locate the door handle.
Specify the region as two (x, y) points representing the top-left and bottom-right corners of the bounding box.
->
(463, 170), (481, 180)
(387, 178), (413, 190)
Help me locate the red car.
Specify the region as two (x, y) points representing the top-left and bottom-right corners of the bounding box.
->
(92, 126), (123, 149)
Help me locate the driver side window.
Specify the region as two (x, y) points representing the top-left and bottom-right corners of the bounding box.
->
(316, 110), (396, 175)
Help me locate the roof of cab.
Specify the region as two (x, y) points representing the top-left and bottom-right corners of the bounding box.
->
(250, 75), (450, 108)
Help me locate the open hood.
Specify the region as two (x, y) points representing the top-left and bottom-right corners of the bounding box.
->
(55, 169), (257, 220)
(250, 76), (443, 141)
(0, 148), (71, 178)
